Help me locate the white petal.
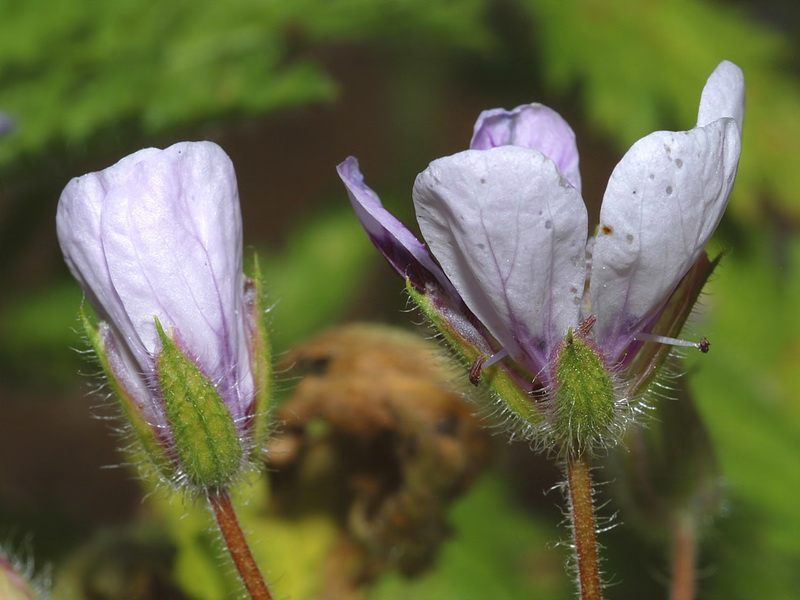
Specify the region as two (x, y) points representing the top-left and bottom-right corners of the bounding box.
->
(57, 147), (164, 361)
(414, 146), (587, 371)
(590, 119), (741, 358)
(100, 141), (245, 390)
(697, 60), (745, 131)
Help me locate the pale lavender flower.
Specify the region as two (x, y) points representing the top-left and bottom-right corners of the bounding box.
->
(339, 61), (744, 395)
(57, 141), (266, 484)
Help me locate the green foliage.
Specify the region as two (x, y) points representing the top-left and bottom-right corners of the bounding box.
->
(257, 207), (375, 351)
(523, 0), (800, 220)
(0, 283), (85, 389)
(688, 233), (800, 598)
(0, 0), (490, 169)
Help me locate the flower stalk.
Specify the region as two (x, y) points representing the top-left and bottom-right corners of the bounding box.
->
(669, 513), (697, 600)
(208, 489), (273, 600)
(566, 452), (603, 600)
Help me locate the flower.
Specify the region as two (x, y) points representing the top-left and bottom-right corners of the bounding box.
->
(339, 61), (744, 452)
(57, 141), (271, 488)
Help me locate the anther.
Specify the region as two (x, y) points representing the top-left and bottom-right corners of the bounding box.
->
(634, 332), (710, 353)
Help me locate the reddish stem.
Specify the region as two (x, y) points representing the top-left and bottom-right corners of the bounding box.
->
(566, 453), (603, 600)
(669, 514), (697, 600)
(208, 489), (273, 600)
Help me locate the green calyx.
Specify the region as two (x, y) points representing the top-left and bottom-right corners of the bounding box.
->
(155, 319), (243, 489)
(405, 279), (542, 429)
(81, 307), (174, 480)
(553, 329), (616, 456)
(245, 254), (273, 461)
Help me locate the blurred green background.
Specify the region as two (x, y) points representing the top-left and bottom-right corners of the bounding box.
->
(0, 0), (798, 598)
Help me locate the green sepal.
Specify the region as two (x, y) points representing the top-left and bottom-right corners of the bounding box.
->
(80, 306), (174, 480)
(155, 318), (242, 489)
(245, 254), (272, 461)
(625, 252), (719, 397)
(553, 329), (616, 456)
(405, 279), (542, 428)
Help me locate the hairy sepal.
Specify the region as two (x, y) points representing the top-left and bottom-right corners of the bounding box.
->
(405, 279), (543, 431)
(155, 318), (242, 490)
(81, 307), (174, 480)
(244, 255), (272, 462)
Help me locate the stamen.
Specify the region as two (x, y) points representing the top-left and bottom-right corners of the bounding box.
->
(467, 348), (510, 385)
(468, 356), (485, 386)
(634, 332), (710, 353)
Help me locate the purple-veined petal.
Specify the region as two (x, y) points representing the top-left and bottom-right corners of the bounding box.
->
(57, 147), (163, 363)
(470, 104), (582, 192)
(99, 322), (169, 433)
(58, 141), (255, 419)
(697, 60), (745, 131)
(414, 145), (588, 373)
(337, 156), (458, 297)
(97, 142), (251, 414)
(590, 117), (741, 360)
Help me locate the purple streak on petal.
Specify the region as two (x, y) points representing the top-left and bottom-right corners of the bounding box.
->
(100, 322), (169, 434)
(57, 142), (254, 421)
(591, 119), (741, 361)
(470, 104), (582, 192)
(337, 156), (460, 298)
(100, 142), (251, 418)
(414, 146), (587, 375)
(57, 147), (163, 366)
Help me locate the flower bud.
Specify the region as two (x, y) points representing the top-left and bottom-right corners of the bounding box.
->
(57, 141), (271, 490)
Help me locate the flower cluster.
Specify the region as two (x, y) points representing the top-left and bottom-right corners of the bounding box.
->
(339, 61), (744, 455)
(56, 141), (271, 489)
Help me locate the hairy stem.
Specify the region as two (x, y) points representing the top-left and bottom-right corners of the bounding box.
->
(208, 489), (273, 600)
(669, 513), (697, 600)
(566, 452), (603, 600)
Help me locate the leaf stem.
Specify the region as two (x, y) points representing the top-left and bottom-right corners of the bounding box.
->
(669, 513), (697, 600)
(566, 452), (603, 600)
(208, 488), (273, 600)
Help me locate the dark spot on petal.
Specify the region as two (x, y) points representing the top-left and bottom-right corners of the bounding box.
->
(626, 233), (634, 243)
(476, 243), (485, 250)
(675, 158), (683, 168)
(544, 220), (553, 230)
(666, 185), (673, 195)
(601, 225), (613, 235)
(632, 189), (637, 195)
(480, 177), (486, 184)
(649, 173), (655, 180)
